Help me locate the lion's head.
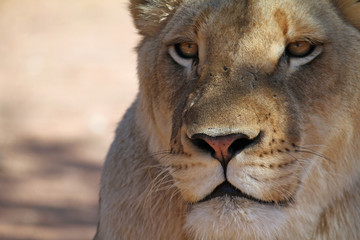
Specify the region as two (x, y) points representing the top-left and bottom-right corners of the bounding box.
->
(95, 0), (360, 239)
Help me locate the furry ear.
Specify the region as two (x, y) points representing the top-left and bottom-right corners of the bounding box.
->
(332, 0), (360, 30)
(129, 0), (183, 36)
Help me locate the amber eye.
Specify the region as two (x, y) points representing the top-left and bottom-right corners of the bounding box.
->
(286, 41), (314, 58)
(175, 42), (198, 59)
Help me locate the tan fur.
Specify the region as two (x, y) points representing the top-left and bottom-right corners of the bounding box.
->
(94, 0), (360, 239)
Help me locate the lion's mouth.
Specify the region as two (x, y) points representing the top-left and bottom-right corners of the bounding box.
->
(199, 181), (289, 206)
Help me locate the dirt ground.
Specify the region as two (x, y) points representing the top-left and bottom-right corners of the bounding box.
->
(0, 1), (139, 239)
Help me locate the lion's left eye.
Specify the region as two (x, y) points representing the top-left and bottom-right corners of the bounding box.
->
(285, 40), (323, 71)
(169, 42), (198, 68)
(286, 41), (314, 58)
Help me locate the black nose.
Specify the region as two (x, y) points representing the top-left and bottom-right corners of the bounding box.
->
(190, 132), (260, 168)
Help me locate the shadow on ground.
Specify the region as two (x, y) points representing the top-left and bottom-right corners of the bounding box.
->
(0, 0), (139, 239)
(0, 138), (104, 240)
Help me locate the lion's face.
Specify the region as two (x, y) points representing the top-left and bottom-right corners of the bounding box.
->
(132, 0), (360, 238)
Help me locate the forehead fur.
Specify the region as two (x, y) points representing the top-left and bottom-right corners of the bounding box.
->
(130, 0), (360, 37)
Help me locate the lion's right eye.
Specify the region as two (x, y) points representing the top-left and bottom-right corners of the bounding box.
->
(286, 41), (314, 58)
(168, 42), (198, 68)
(175, 43), (198, 59)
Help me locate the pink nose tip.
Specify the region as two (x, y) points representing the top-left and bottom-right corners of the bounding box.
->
(191, 133), (254, 167)
(201, 135), (239, 162)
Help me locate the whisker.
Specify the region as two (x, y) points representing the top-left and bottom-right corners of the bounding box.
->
(284, 152), (308, 172)
(142, 165), (173, 206)
(292, 144), (334, 164)
(145, 150), (172, 159)
(297, 144), (325, 148)
(295, 149), (334, 164)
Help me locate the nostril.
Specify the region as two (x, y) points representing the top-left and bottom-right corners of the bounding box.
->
(228, 136), (257, 156)
(190, 138), (215, 155)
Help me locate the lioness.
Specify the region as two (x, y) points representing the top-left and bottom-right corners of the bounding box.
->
(94, 0), (360, 239)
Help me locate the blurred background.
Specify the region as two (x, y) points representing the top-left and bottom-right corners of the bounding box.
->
(0, 0), (138, 239)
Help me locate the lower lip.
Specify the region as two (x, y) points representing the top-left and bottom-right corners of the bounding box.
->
(199, 182), (289, 206)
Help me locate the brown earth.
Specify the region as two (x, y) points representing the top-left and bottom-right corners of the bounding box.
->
(0, 1), (139, 239)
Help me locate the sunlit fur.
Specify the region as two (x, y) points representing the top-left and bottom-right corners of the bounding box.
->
(94, 0), (360, 239)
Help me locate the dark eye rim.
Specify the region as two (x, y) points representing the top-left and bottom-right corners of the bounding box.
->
(285, 42), (316, 58)
(174, 43), (198, 59)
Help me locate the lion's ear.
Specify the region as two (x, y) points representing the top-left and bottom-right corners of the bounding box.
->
(332, 0), (360, 30)
(129, 0), (183, 36)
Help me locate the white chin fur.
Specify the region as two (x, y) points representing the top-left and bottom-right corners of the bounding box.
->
(184, 197), (287, 240)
